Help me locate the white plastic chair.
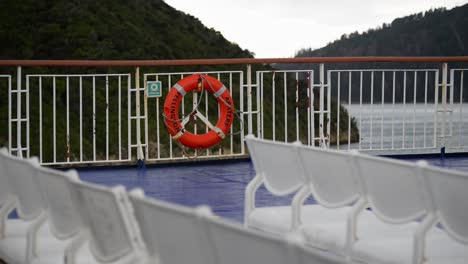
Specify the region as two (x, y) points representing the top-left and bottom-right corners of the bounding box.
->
(67, 179), (146, 264)
(245, 135), (309, 234)
(0, 148), (16, 238)
(30, 166), (87, 264)
(351, 156), (434, 264)
(204, 213), (347, 264)
(129, 188), (216, 264)
(421, 165), (468, 263)
(295, 145), (367, 254)
(0, 152), (49, 264)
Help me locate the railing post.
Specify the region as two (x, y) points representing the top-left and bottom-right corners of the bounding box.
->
(247, 64), (253, 135)
(440, 62), (448, 155)
(16, 66), (22, 158)
(319, 63), (326, 147)
(135, 66), (144, 165)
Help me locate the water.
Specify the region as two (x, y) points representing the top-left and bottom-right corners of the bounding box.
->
(342, 103), (468, 152)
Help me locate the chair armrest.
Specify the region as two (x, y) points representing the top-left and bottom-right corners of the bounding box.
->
(26, 211), (48, 263)
(345, 198), (367, 257)
(0, 197), (16, 238)
(291, 186), (312, 230)
(244, 174), (263, 226)
(412, 214), (437, 264)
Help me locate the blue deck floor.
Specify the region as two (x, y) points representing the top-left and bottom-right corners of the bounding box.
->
(77, 155), (468, 223)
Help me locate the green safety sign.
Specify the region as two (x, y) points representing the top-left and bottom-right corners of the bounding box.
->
(147, 81), (162, 98)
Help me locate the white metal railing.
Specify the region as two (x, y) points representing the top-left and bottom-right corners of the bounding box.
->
(329, 69), (440, 153)
(1, 58), (468, 165)
(143, 71), (245, 161)
(25, 74), (132, 165)
(256, 69), (329, 147)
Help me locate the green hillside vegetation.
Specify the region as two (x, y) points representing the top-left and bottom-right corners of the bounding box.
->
(0, 0), (357, 161)
(296, 6), (468, 57)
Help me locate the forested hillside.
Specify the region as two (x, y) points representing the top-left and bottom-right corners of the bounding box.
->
(0, 0), (254, 60)
(295, 5), (468, 58)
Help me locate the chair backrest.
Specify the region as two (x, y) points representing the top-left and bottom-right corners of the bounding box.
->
(36, 166), (82, 239)
(129, 189), (215, 264)
(245, 135), (305, 196)
(296, 145), (361, 207)
(355, 155), (429, 223)
(3, 154), (44, 220)
(68, 180), (143, 263)
(423, 165), (468, 244)
(204, 216), (295, 264)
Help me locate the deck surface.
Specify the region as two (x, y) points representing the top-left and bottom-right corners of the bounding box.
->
(77, 155), (468, 222)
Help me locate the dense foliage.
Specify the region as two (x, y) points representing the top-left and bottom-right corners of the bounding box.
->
(0, 0), (254, 60)
(295, 5), (468, 57)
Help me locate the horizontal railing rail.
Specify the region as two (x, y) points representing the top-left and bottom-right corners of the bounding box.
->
(1, 56), (468, 67)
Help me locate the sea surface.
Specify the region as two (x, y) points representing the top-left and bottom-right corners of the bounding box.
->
(342, 103), (468, 152)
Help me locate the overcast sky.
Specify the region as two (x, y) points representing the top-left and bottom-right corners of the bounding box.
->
(164, 0), (467, 58)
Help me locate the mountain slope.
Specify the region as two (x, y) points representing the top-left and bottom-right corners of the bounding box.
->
(295, 5), (468, 58)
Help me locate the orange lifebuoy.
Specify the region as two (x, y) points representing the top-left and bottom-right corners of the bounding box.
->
(163, 74), (235, 149)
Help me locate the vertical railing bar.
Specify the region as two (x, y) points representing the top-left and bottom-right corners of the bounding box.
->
(319, 64), (325, 147)
(218, 72), (222, 156)
(259, 72), (263, 139)
(359, 71), (363, 150)
(229, 72), (233, 154)
(392, 71), (395, 149)
(449, 68), (454, 139)
(370, 71), (374, 149)
(156, 75), (161, 159)
(169, 75), (173, 158)
(310, 71), (314, 146)
(8, 76), (12, 154)
(441, 63), (448, 150)
(256, 71), (261, 140)
(39, 77), (42, 162)
(413, 71), (417, 149)
(434, 70), (439, 148)
(326, 69), (331, 148)
(240, 72), (245, 153)
(348, 71), (351, 150)
(205, 74), (209, 156)
(118, 76), (122, 160)
(181, 74), (185, 136)
(284, 72), (287, 142)
(53, 77), (56, 162)
(66, 76), (70, 162)
(424, 71), (428, 148)
(337, 72), (341, 150)
(246, 68), (252, 139)
(272, 72), (276, 141)
(296, 72), (299, 142)
(144, 74), (149, 159)
(26, 74), (30, 158)
(402, 71), (407, 149)
(381, 71), (385, 149)
(79, 77), (83, 162)
(459, 71), (464, 148)
(92, 76), (96, 161)
(127, 74), (131, 160)
(17, 66), (22, 157)
(106, 76), (110, 160)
